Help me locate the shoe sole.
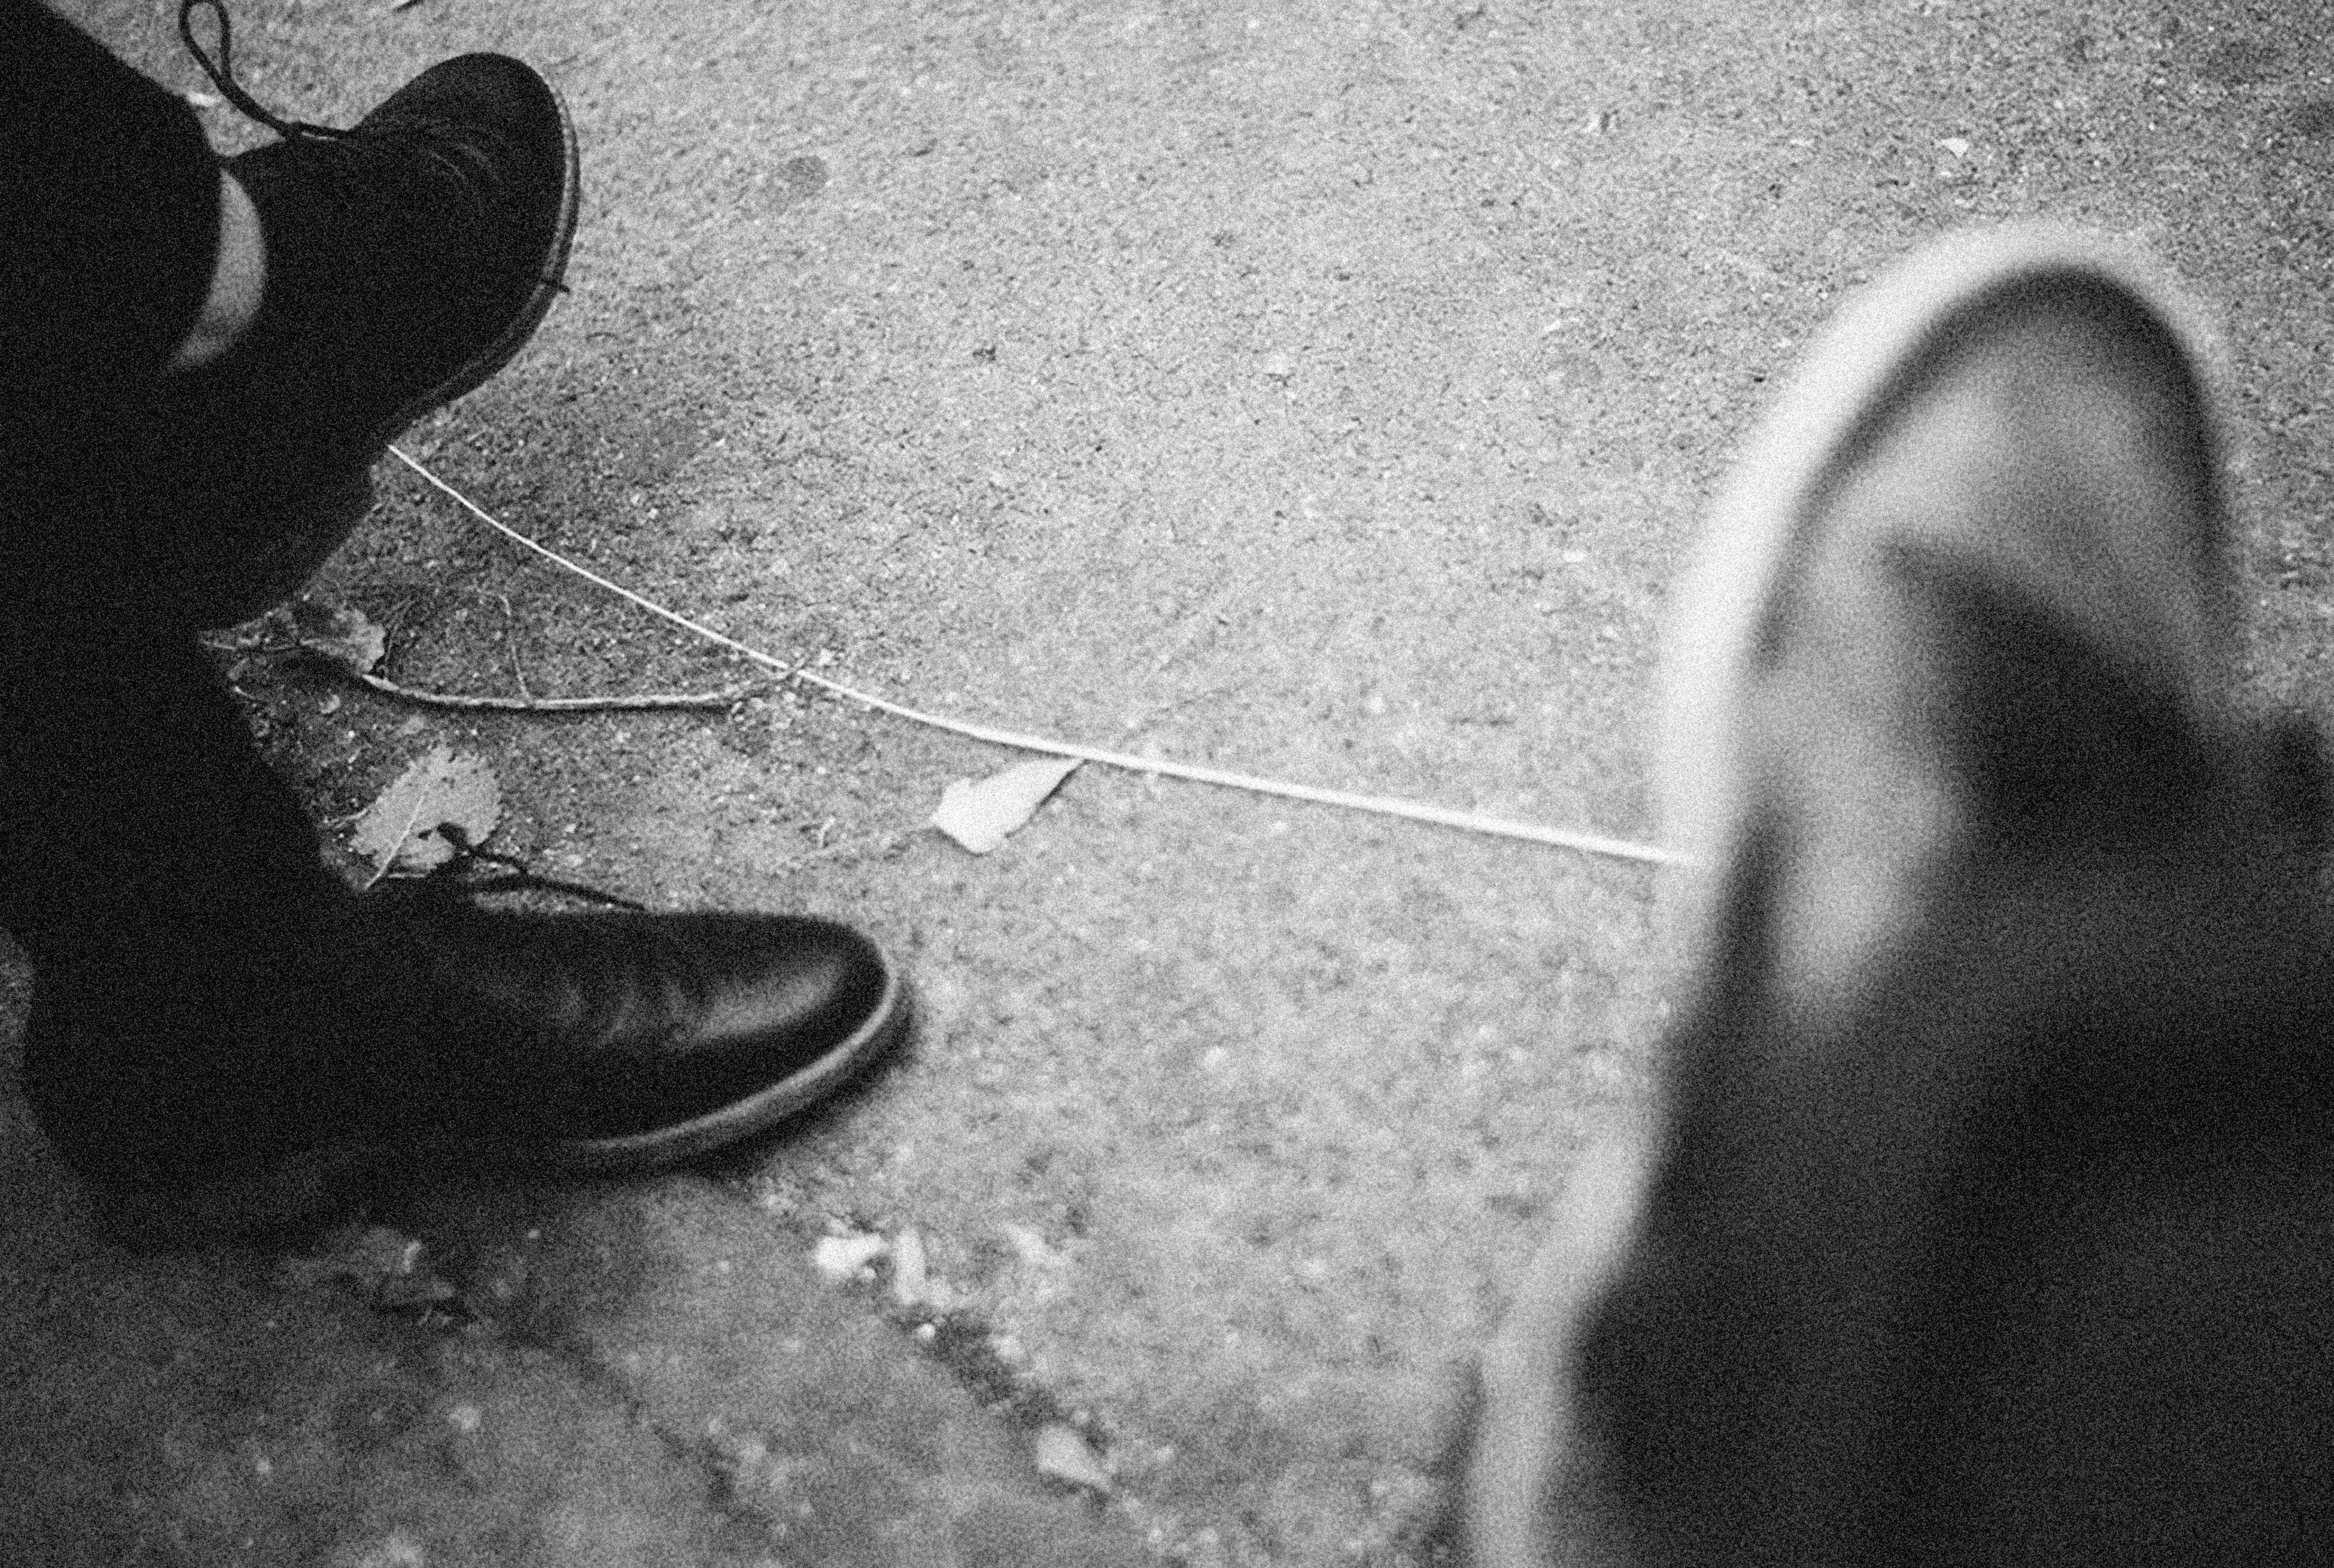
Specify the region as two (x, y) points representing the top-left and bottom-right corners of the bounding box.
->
(1656, 221), (2229, 886)
(90, 945), (912, 1241)
(1456, 224), (2230, 1568)
(1450, 1128), (1658, 1565)
(514, 958), (913, 1177)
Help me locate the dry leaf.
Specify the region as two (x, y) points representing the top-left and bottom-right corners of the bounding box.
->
(351, 745), (503, 876)
(930, 756), (1082, 853)
(290, 600), (387, 674)
(1033, 1423), (1112, 1492)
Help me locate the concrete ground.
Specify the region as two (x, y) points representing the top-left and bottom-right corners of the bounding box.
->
(11, 0), (2334, 1563)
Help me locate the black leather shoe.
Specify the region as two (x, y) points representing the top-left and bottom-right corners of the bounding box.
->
(128, 3), (581, 626)
(373, 885), (912, 1173)
(21, 881), (909, 1234)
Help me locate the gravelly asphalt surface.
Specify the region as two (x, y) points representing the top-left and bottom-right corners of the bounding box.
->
(10, 1), (2334, 1563)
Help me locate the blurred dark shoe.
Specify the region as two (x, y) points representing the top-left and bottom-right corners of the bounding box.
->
(128, 3), (581, 625)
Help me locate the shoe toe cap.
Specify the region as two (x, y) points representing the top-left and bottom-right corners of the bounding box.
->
(552, 912), (907, 1141)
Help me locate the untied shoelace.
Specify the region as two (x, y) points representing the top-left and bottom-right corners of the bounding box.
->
(429, 825), (649, 913)
(179, 0), (352, 143)
(176, 0), (512, 236)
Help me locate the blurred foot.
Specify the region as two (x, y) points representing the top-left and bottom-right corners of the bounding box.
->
(128, 3), (581, 625)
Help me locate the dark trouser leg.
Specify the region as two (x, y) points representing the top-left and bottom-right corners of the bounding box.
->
(0, 4), (377, 1185)
(0, 542), (407, 1186)
(1, 0), (222, 413)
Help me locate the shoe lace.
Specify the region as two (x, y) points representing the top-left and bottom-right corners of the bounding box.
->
(179, 0), (352, 143)
(177, 0), (505, 231)
(431, 825), (647, 913)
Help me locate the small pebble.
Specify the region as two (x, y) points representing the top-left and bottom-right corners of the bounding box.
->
(1033, 1422), (1112, 1492)
(890, 1228), (929, 1307)
(812, 1233), (888, 1280)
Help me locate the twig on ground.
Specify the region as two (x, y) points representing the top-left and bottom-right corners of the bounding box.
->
(386, 443), (1688, 866)
(211, 625), (750, 714)
(790, 827), (912, 868)
(323, 662), (753, 712)
(201, 635), (298, 657)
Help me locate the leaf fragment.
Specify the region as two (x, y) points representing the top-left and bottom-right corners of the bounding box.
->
(349, 744), (503, 876)
(289, 600), (387, 674)
(930, 756), (1082, 854)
